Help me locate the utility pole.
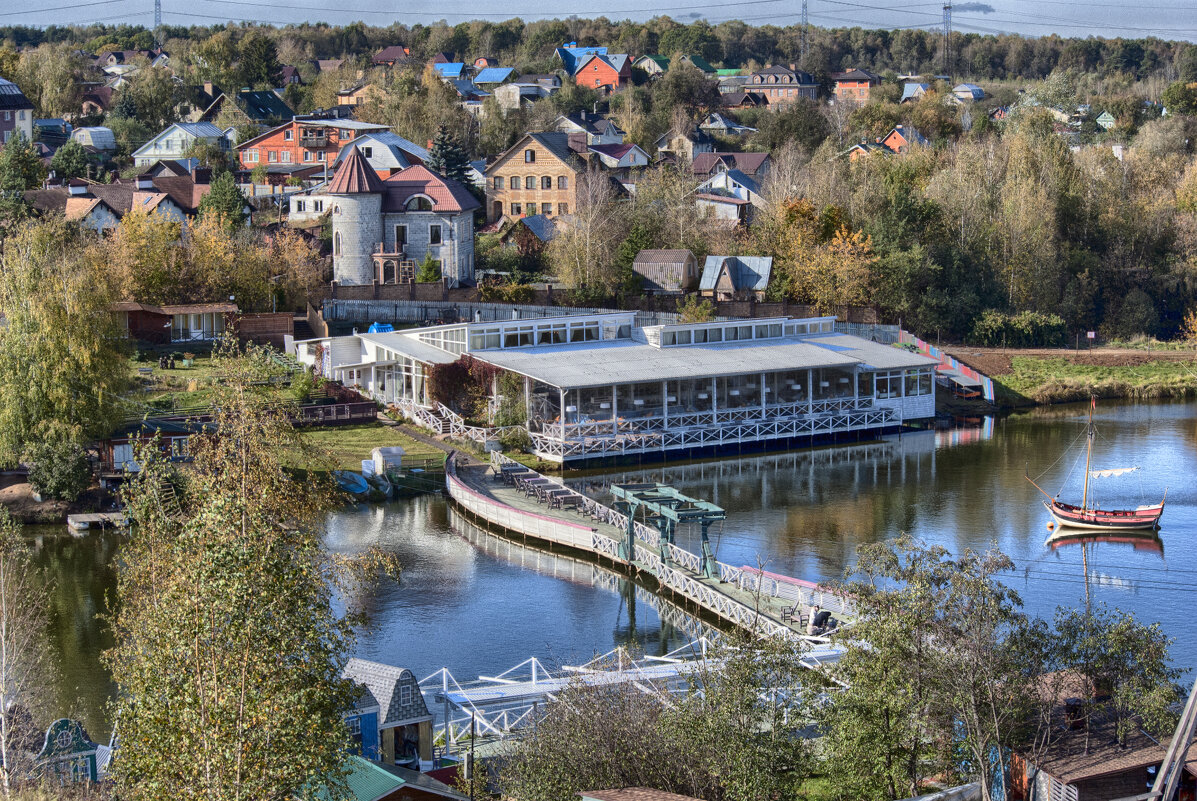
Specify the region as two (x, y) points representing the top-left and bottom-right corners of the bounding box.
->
(941, 0), (953, 78)
(800, 0), (809, 59)
(154, 0), (162, 44)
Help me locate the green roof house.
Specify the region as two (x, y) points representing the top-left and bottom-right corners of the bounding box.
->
(35, 719), (100, 784)
(311, 756), (469, 801)
(1096, 110), (1116, 131)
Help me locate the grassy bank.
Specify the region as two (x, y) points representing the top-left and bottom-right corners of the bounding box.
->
(992, 356), (1197, 405)
(292, 424), (444, 470)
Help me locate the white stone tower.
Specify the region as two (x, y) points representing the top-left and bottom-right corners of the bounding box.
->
(328, 145), (385, 286)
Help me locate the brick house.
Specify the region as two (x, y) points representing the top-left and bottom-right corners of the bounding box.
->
(748, 65), (818, 106)
(0, 77), (34, 144)
(833, 69), (882, 104)
(237, 118), (388, 170)
(484, 131), (587, 222)
(573, 53), (631, 91)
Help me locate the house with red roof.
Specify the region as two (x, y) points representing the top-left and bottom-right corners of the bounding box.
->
(327, 146), (481, 287)
(24, 168), (230, 232)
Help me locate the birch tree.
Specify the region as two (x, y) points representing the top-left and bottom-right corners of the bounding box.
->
(0, 512), (55, 800)
(105, 344), (398, 801)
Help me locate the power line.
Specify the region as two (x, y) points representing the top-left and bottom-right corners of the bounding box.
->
(0, 0), (124, 18)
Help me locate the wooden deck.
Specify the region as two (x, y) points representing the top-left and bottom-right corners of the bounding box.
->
(447, 454), (854, 642)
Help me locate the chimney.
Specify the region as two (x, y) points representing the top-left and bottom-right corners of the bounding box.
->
(203, 81), (214, 96)
(67, 179), (89, 196)
(134, 173), (154, 190)
(567, 132), (588, 153)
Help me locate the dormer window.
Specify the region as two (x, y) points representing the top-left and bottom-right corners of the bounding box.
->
(405, 196), (433, 211)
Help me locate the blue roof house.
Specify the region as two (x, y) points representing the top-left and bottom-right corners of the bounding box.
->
(698, 255), (773, 300)
(900, 82), (929, 103)
(473, 67), (514, 84)
(433, 62), (465, 79)
(555, 44), (608, 75)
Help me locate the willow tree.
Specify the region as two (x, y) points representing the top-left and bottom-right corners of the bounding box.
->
(105, 344), (397, 801)
(0, 218), (127, 467)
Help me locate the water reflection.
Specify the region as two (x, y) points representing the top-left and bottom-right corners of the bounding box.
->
(32, 399), (1197, 743)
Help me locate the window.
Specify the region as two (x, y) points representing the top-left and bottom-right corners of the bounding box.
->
(511, 202), (522, 215)
(542, 202), (552, 214)
(247, 149), (258, 163)
(525, 175), (535, 189)
(595, 79), (601, 87)
(406, 196), (433, 211)
(302, 151), (312, 162)
(400, 685), (412, 705)
(333, 232), (341, 256)
(313, 200), (324, 212)
(345, 716), (361, 736)
(295, 200), (305, 212)
(558, 203), (568, 214)
(284, 129), (293, 140)
(509, 176), (519, 189)
(267, 151), (277, 163)
(557, 175), (568, 189)
(280, 151), (292, 163)
(317, 151), (325, 161)
(524, 149), (535, 163)
(394, 224), (407, 246)
(339, 129), (352, 139)
(494, 176), (503, 189)
(541, 175), (552, 189)
(429, 224), (442, 245)
(3, 111), (8, 121)
(361, 146), (372, 158)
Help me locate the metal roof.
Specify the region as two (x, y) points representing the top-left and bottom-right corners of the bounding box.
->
(473, 67), (514, 84)
(357, 332), (461, 365)
(806, 334), (939, 370)
(472, 337), (860, 389)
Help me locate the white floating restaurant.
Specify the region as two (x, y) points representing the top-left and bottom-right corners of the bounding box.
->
(294, 312), (939, 465)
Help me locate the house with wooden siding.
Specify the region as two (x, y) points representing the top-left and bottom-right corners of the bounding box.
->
(132, 121), (229, 168)
(699, 255), (773, 300)
(881, 124), (929, 153)
(632, 249), (698, 293)
(832, 69), (882, 104)
(485, 131), (587, 222)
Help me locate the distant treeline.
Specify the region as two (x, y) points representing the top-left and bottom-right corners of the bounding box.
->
(3, 18), (1197, 85)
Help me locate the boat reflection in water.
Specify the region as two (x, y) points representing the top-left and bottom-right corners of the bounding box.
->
(1044, 527), (1165, 606)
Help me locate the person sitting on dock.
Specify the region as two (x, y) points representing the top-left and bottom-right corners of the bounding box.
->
(807, 605), (820, 636)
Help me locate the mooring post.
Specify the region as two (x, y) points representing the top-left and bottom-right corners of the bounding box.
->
(700, 520), (718, 579)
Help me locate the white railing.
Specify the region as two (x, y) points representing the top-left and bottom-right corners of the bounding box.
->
(530, 406), (899, 462)
(392, 398), (449, 434)
(472, 453), (856, 637)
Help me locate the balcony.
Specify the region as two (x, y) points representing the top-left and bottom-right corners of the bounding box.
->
(298, 132), (329, 148)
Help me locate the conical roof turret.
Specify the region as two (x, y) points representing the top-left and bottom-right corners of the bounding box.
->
(327, 145), (384, 194)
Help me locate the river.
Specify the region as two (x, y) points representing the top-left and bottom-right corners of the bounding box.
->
(34, 398), (1197, 736)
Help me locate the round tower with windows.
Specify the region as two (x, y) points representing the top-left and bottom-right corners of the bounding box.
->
(328, 145), (384, 286)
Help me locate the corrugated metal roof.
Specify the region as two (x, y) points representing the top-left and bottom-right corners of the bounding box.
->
(806, 334), (939, 370)
(473, 337), (859, 389)
(474, 67), (514, 84)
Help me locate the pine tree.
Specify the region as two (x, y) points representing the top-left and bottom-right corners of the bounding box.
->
(49, 139), (92, 181)
(0, 135), (46, 192)
(198, 171), (248, 229)
(425, 124), (470, 185)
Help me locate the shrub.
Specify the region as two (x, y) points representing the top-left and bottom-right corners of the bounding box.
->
(969, 310), (1066, 347)
(290, 370), (315, 404)
(498, 427), (532, 452)
(25, 440), (90, 501)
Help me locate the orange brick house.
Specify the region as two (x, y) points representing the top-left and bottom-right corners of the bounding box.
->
(573, 53), (631, 91)
(833, 69), (882, 104)
(237, 118), (387, 170)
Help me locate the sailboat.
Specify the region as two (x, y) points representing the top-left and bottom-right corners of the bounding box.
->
(1028, 398), (1166, 531)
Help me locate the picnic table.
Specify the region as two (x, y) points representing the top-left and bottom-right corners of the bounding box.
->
(550, 490), (581, 510)
(516, 475), (550, 496)
(500, 467), (534, 486)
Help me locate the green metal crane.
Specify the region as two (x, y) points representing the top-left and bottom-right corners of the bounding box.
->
(609, 483), (725, 579)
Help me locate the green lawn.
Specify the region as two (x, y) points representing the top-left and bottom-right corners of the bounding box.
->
(995, 356), (1197, 405)
(293, 424), (444, 470)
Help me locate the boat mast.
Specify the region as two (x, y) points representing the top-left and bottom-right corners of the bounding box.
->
(1081, 397), (1095, 511)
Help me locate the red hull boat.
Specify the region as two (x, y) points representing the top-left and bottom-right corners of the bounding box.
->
(1029, 398), (1166, 532)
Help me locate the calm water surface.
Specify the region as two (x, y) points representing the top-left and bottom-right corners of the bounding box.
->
(37, 399), (1197, 735)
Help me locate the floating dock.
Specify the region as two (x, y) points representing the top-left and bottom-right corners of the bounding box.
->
(66, 512), (129, 533)
(445, 452), (855, 641)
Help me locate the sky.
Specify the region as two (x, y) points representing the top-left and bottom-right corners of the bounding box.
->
(5, 0), (1197, 42)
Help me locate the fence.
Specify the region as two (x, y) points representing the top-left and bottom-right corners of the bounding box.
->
(898, 330), (996, 402)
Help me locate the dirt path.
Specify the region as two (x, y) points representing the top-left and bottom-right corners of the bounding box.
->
(943, 346), (1197, 377)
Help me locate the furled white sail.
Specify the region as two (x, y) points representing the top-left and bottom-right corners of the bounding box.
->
(1089, 467), (1139, 479)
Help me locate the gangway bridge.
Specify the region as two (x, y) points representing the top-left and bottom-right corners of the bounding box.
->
(419, 637), (844, 752)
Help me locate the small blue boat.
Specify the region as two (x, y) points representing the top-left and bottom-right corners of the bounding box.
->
(333, 470), (371, 495)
